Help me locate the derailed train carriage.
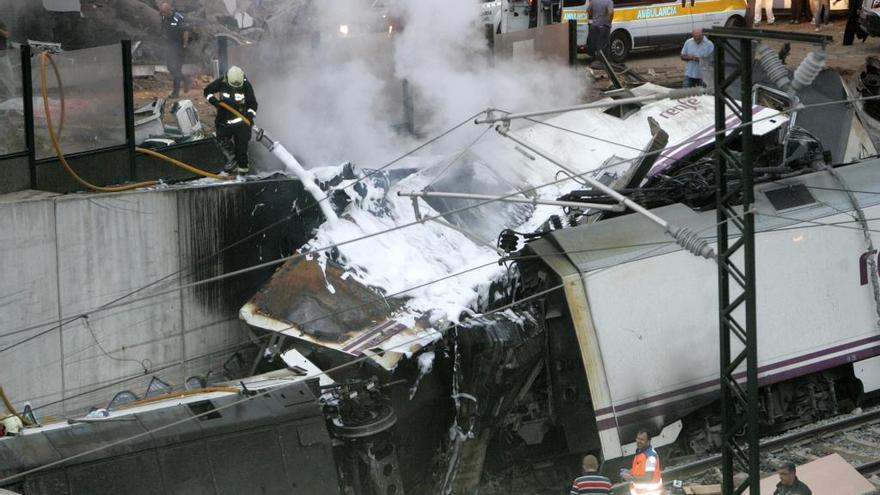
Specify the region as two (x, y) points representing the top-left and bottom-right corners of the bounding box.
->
(4, 51), (880, 494)
(236, 54), (880, 491)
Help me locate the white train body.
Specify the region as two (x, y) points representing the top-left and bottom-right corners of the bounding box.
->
(529, 158), (880, 460)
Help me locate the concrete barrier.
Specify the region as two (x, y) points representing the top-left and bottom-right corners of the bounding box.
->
(0, 177), (325, 418)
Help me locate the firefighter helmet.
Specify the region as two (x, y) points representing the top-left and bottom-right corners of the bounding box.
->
(226, 66), (245, 88)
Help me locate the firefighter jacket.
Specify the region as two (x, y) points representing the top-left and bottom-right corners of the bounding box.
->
(203, 77), (258, 127)
(629, 445), (663, 495)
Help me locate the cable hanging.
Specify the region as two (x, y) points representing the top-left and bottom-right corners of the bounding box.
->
(6, 91), (880, 353)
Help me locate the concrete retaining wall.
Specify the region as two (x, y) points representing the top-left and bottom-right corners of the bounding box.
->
(0, 177), (325, 419)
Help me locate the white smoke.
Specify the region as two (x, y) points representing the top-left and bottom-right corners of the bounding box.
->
(253, 0), (586, 169)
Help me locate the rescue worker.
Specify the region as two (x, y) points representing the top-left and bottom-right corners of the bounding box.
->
(773, 462), (812, 495)
(203, 66), (258, 174)
(620, 430), (663, 495)
(570, 454), (612, 495)
(159, 2), (190, 99)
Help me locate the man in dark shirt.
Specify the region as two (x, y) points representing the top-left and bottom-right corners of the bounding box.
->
(773, 462), (812, 495)
(570, 454), (612, 495)
(159, 2), (190, 99)
(203, 66), (258, 174)
(586, 0), (614, 61)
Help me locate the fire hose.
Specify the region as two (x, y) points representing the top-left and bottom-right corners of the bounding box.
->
(38, 51), (233, 192)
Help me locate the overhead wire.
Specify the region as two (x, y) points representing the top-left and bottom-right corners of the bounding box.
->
(15, 216), (736, 420)
(2, 196), (757, 485)
(0, 110), (486, 342)
(424, 124), (493, 190)
(2, 107), (482, 340)
(9, 68), (880, 478)
(0, 206), (714, 485)
(5, 90), (880, 353)
(9, 239), (671, 416)
(8, 202), (871, 421)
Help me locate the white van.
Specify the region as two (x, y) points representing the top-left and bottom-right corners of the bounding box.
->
(560, 0), (748, 62)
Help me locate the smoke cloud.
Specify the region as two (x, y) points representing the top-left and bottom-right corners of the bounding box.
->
(247, 0), (586, 170)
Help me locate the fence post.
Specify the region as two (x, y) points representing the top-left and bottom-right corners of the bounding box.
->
(20, 44), (36, 189)
(402, 78), (414, 135)
(217, 35), (228, 76)
(122, 40), (137, 181)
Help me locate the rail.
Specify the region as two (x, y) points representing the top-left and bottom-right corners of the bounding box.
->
(661, 408), (880, 485)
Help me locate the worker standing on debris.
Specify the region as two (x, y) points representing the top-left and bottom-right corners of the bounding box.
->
(680, 27), (713, 89)
(159, 2), (190, 99)
(773, 462), (812, 495)
(570, 454), (612, 494)
(620, 430), (663, 495)
(204, 66), (258, 175)
(586, 0), (614, 61)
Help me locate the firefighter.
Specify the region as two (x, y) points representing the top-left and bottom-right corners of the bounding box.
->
(620, 430), (663, 495)
(203, 66), (258, 174)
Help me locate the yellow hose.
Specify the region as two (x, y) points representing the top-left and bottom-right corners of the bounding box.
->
(0, 385), (32, 427)
(39, 51), (158, 191)
(134, 146), (231, 180)
(38, 51), (233, 192)
(218, 101), (253, 127)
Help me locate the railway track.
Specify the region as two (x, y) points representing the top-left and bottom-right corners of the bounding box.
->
(858, 458), (880, 478)
(660, 407), (880, 488)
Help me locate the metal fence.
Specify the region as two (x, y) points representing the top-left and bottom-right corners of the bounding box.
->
(0, 41), (220, 194)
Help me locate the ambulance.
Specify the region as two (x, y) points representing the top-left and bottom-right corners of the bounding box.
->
(558, 0), (748, 62)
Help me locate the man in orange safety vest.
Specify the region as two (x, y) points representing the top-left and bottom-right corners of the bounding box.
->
(620, 430), (663, 495)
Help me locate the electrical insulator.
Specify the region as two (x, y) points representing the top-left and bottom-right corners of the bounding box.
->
(792, 49), (827, 91)
(497, 229), (519, 253)
(756, 42), (791, 91)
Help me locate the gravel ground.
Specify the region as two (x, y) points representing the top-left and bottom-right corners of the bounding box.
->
(676, 406), (880, 490)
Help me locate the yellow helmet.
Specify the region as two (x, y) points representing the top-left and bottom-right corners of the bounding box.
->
(226, 66), (245, 88)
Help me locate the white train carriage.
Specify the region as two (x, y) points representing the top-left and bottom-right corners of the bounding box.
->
(526, 160), (880, 459)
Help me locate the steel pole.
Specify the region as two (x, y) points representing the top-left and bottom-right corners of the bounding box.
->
(474, 87), (707, 124)
(122, 40), (137, 181)
(21, 45), (36, 189)
(397, 190), (625, 212)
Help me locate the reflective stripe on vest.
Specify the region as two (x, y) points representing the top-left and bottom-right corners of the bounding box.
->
(630, 479), (664, 493)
